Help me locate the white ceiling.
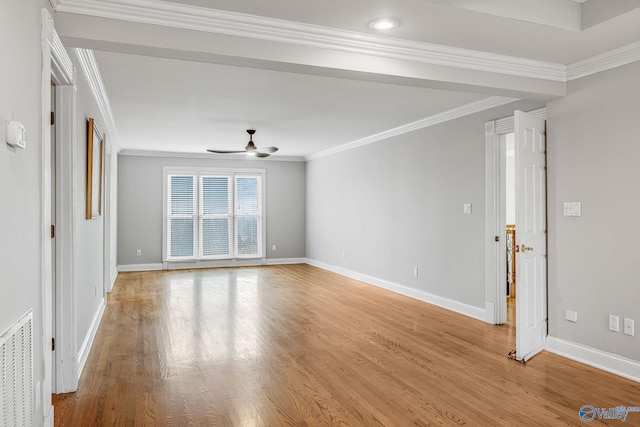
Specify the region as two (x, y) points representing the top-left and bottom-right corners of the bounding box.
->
(94, 51), (485, 156)
(54, 0), (640, 159)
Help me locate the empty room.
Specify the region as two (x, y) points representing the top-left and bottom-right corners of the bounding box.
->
(2, 0), (640, 425)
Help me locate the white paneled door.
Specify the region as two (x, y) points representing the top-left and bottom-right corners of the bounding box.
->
(514, 110), (547, 362)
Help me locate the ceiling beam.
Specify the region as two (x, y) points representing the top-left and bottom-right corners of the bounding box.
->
(53, 5), (566, 100)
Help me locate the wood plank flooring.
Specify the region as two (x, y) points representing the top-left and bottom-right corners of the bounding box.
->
(54, 264), (640, 426)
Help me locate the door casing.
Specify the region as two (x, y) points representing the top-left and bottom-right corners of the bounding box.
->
(484, 108), (547, 329)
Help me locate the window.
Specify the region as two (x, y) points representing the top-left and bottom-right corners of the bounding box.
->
(164, 168), (264, 261)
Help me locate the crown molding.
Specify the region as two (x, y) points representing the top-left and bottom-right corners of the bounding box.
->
(306, 96), (519, 161)
(567, 39), (640, 81)
(44, 9), (75, 86)
(74, 48), (120, 152)
(55, 0), (566, 82)
(119, 149), (305, 162)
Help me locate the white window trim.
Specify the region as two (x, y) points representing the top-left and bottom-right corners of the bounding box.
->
(162, 166), (266, 267)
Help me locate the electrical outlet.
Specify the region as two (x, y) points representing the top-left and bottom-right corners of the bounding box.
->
(272, 244), (277, 251)
(565, 310), (578, 322)
(624, 318), (634, 336)
(136, 249), (142, 256)
(609, 315), (620, 332)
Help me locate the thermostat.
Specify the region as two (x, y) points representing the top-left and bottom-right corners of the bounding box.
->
(6, 121), (26, 149)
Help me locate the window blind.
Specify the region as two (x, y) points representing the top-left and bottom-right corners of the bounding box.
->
(165, 169), (263, 261)
(167, 175), (196, 258)
(201, 176), (232, 257)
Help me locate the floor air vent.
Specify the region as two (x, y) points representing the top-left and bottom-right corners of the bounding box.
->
(0, 310), (33, 427)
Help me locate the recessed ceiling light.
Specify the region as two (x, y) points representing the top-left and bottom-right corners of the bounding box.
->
(368, 18), (400, 31)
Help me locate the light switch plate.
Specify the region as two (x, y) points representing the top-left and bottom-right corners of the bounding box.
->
(565, 309), (578, 322)
(609, 315), (619, 332)
(563, 202), (582, 217)
(463, 203), (472, 214)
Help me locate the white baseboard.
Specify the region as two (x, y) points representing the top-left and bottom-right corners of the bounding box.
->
(117, 263), (164, 272)
(546, 336), (640, 383)
(305, 258), (485, 322)
(118, 258), (297, 272)
(266, 257), (306, 265)
(76, 300), (106, 381)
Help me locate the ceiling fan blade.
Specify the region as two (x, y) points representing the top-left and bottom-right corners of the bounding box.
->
(257, 146), (278, 154)
(207, 149), (246, 154)
(208, 130), (275, 158)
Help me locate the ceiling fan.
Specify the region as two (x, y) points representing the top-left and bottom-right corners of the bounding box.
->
(207, 129), (278, 158)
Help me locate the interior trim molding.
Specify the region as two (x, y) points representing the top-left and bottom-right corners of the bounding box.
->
(546, 336), (640, 384)
(567, 39), (640, 81)
(74, 48), (120, 151)
(118, 149), (305, 162)
(76, 299), (106, 382)
(117, 263), (164, 272)
(117, 258), (277, 272)
(493, 106), (547, 135)
(305, 258), (486, 322)
(55, 0), (566, 82)
(265, 258), (306, 265)
(306, 96), (519, 161)
(45, 11), (75, 85)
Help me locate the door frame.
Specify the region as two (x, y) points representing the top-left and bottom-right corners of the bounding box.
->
(103, 144), (112, 296)
(42, 9), (78, 407)
(484, 107), (547, 325)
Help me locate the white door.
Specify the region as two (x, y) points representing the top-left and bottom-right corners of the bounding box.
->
(514, 110), (547, 361)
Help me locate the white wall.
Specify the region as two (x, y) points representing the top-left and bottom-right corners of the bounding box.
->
(547, 61), (640, 361)
(0, 1), (53, 424)
(306, 100), (543, 312)
(117, 155), (306, 267)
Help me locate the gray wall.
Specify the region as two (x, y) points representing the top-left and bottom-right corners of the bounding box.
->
(0, 1), (48, 423)
(71, 52), (111, 347)
(118, 155), (305, 266)
(1, 3), (117, 421)
(306, 100), (543, 310)
(547, 61), (640, 361)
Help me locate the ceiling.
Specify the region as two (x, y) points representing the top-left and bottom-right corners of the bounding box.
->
(94, 51), (485, 157)
(53, 0), (640, 159)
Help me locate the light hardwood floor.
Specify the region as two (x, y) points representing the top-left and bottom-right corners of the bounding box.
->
(54, 265), (640, 426)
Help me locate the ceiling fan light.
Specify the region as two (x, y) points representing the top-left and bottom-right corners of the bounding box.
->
(368, 18), (399, 31)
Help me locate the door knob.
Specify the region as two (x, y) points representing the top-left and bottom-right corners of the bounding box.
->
(520, 244), (534, 252)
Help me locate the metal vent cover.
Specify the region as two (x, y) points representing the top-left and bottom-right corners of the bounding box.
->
(0, 310), (33, 427)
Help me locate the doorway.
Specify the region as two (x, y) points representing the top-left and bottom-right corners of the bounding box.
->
(502, 132), (516, 327)
(485, 108), (548, 361)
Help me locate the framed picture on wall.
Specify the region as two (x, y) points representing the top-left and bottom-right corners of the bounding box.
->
(86, 118), (104, 219)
